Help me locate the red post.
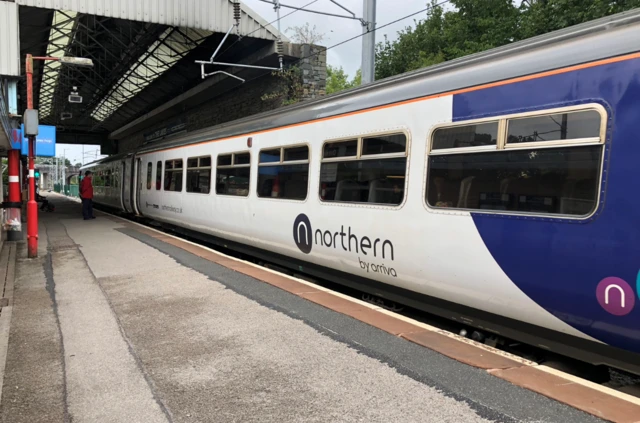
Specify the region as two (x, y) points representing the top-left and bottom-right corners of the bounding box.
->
(4, 149), (22, 241)
(7, 150), (20, 203)
(25, 54), (38, 258)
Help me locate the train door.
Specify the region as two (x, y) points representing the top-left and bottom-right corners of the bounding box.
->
(132, 157), (143, 215)
(121, 160), (130, 213)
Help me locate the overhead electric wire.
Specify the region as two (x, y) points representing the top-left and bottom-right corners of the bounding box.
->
(214, 0), (320, 61)
(221, 0), (453, 90)
(287, 0), (453, 67)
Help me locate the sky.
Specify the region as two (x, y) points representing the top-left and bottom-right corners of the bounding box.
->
(56, 144), (108, 166)
(56, 0), (438, 164)
(245, 0), (435, 77)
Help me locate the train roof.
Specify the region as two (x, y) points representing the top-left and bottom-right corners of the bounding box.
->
(83, 8), (640, 168)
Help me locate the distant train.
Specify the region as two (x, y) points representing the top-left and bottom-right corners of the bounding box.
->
(82, 11), (640, 375)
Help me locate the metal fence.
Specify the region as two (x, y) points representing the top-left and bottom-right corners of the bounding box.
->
(53, 184), (79, 197)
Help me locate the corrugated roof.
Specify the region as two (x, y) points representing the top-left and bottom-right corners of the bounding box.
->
(0, 2), (21, 77)
(38, 10), (78, 119)
(90, 26), (213, 122)
(15, 0), (287, 41)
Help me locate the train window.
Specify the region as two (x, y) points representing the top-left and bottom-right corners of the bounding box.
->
(506, 110), (601, 145)
(432, 122), (499, 150)
(362, 134), (407, 155)
(257, 145), (309, 200)
(156, 161), (162, 190)
(284, 146), (309, 161)
(216, 152), (250, 196)
(94, 171), (104, 187)
(427, 106), (605, 217)
(259, 149), (281, 163)
(146, 163), (152, 190)
(186, 156), (211, 194)
(217, 155), (232, 166)
(235, 153), (250, 165)
(164, 159), (183, 192)
(320, 133), (408, 205)
(113, 167), (119, 189)
(323, 140), (357, 158)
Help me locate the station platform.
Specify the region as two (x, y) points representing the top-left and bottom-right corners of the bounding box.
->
(0, 194), (637, 423)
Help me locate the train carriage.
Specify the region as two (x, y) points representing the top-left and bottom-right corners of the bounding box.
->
(82, 10), (640, 375)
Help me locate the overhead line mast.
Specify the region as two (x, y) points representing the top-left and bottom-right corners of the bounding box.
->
(256, 0), (377, 83)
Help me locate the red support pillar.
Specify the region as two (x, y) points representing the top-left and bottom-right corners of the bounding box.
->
(7, 149), (20, 204)
(25, 54), (38, 258)
(4, 149), (23, 241)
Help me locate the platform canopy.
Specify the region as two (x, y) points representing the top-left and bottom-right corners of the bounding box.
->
(14, 0), (289, 146)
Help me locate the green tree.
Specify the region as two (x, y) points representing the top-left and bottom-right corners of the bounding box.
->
(326, 65), (362, 94)
(375, 1), (448, 79)
(441, 0), (519, 58)
(351, 69), (362, 87)
(518, 0), (640, 39)
(375, 0), (640, 80)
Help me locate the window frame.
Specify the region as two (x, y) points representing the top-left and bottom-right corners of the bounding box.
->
(215, 151), (252, 197)
(428, 104), (606, 156)
(424, 103), (608, 220)
(256, 143), (310, 201)
(156, 161), (162, 190)
(319, 130), (410, 207)
(146, 162), (153, 190)
(163, 158), (184, 192)
(185, 155), (212, 195)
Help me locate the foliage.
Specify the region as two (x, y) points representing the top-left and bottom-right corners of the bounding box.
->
(260, 23), (328, 105)
(286, 22), (326, 45)
(260, 66), (304, 105)
(375, 0), (640, 80)
(326, 65), (362, 94)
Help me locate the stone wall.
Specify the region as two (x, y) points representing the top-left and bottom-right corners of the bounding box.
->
(118, 44), (327, 154)
(300, 44), (327, 101)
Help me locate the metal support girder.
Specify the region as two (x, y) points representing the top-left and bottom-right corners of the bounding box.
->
(197, 25), (280, 80)
(30, 13), (165, 129)
(89, 26), (212, 130)
(71, 20), (170, 128)
(257, 0), (365, 23)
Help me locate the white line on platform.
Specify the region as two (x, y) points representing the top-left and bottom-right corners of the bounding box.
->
(536, 365), (640, 406)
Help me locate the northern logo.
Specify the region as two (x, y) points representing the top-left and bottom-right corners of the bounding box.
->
(293, 213), (313, 254)
(292, 213), (398, 277)
(595, 270), (640, 316)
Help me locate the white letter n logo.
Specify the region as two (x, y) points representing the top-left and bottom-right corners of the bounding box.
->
(605, 284), (626, 308)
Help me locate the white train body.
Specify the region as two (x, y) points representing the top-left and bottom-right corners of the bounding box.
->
(83, 12), (640, 374)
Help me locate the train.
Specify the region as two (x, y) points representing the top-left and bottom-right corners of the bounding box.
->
(82, 11), (640, 375)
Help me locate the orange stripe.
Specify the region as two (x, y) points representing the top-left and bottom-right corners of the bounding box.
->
(140, 51), (640, 156)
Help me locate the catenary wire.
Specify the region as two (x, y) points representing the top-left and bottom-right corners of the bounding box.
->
(218, 0), (453, 89)
(214, 0), (320, 61)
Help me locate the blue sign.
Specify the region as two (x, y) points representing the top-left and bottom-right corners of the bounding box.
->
(20, 124), (56, 157)
(9, 128), (22, 149)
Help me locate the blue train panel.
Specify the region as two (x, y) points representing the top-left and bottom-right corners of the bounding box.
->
(453, 57), (640, 353)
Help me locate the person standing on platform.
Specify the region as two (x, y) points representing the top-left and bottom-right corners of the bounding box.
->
(80, 170), (95, 220)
